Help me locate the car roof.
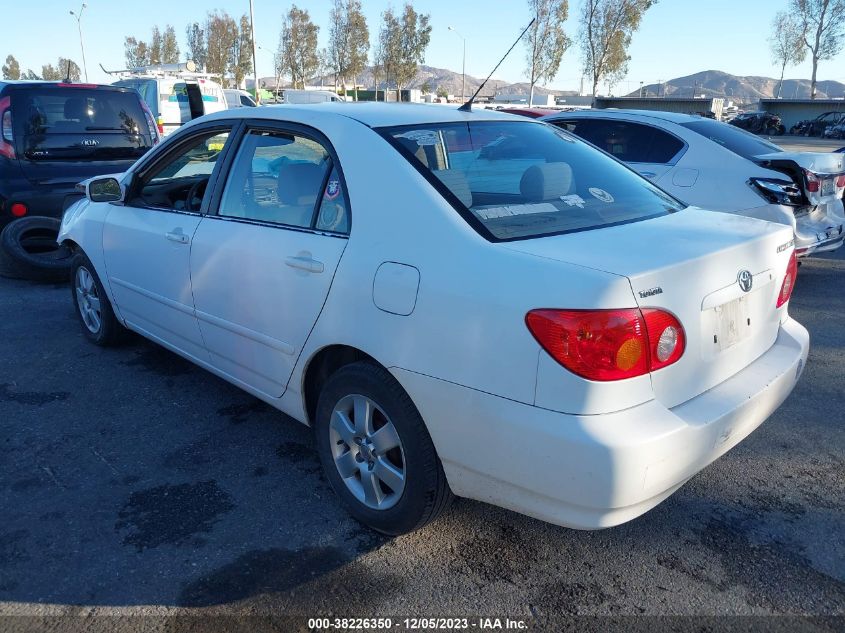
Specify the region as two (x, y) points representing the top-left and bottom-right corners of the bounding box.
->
(543, 108), (704, 125)
(201, 102), (523, 127)
(0, 80), (133, 91)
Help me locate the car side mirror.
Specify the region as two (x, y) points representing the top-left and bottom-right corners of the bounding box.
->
(86, 177), (125, 203)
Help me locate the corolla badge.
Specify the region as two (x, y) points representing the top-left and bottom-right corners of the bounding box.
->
(737, 269), (753, 293)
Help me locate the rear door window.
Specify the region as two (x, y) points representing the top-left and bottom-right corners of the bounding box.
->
(554, 119), (685, 164)
(11, 87), (154, 161)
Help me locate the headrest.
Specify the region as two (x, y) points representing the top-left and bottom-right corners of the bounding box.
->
(520, 163), (573, 202)
(63, 98), (89, 121)
(433, 170), (473, 208)
(278, 163), (324, 205)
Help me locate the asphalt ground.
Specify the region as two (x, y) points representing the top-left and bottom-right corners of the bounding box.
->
(0, 249), (843, 632)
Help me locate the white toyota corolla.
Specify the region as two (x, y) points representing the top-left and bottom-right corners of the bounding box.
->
(58, 103), (809, 535)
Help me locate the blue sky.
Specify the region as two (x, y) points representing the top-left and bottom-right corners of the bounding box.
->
(5, 0), (845, 91)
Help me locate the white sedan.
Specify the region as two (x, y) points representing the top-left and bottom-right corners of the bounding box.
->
(542, 109), (845, 256)
(59, 104), (808, 534)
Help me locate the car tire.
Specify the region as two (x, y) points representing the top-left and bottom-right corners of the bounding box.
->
(315, 361), (452, 535)
(0, 216), (73, 283)
(70, 251), (128, 346)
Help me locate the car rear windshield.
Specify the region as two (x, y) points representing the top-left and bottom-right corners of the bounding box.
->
(113, 79), (158, 116)
(381, 120), (683, 241)
(11, 86), (153, 161)
(681, 119), (782, 160)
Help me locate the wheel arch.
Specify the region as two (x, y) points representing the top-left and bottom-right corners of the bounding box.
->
(301, 344), (382, 426)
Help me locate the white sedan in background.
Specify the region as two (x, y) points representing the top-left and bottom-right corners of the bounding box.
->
(59, 104), (808, 534)
(542, 109), (845, 256)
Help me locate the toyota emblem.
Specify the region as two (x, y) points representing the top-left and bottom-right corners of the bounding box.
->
(737, 270), (753, 293)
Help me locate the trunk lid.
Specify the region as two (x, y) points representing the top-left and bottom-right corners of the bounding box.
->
(505, 207), (795, 408)
(754, 150), (845, 207)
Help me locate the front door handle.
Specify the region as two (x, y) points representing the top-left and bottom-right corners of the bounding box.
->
(285, 255), (324, 273)
(165, 230), (190, 244)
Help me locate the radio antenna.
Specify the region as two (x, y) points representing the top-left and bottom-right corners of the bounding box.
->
(458, 17), (535, 113)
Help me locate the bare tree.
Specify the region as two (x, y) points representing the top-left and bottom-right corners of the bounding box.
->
(328, 0), (348, 91)
(2, 55), (20, 80)
(525, 0), (572, 106)
(278, 5), (319, 90)
(789, 0), (845, 98)
(579, 0), (656, 103)
(328, 0), (370, 98)
(162, 25), (180, 64)
(770, 11), (807, 99)
(377, 7), (401, 99)
(186, 22), (207, 69)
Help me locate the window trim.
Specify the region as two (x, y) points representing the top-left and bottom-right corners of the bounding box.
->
(125, 121), (242, 215)
(549, 116), (689, 166)
(203, 119), (352, 238)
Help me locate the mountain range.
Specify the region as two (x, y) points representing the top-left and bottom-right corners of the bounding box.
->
(310, 66), (845, 104)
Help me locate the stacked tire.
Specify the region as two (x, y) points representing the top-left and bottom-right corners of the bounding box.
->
(0, 217), (73, 283)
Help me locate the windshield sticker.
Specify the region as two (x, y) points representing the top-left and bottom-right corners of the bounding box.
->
(560, 194), (586, 208)
(476, 203), (559, 220)
(324, 179), (341, 200)
(397, 130), (440, 146)
(588, 187), (614, 203)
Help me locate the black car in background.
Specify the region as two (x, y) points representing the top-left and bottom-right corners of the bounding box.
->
(728, 111), (785, 135)
(0, 81), (158, 229)
(789, 111), (845, 137)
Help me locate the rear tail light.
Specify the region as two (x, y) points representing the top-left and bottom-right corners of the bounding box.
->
(0, 96), (14, 159)
(138, 100), (160, 144)
(749, 177), (803, 206)
(525, 308), (685, 381)
(804, 170), (820, 193)
(10, 202), (27, 217)
(836, 174), (845, 188)
(777, 251), (798, 308)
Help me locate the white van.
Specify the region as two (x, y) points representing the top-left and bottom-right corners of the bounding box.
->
(283, 89), (345, 104)
(113, 73), (227, 136)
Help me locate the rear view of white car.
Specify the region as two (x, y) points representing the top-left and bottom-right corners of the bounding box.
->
(543, 110), (845, 256)
(59, 104), (808, 534)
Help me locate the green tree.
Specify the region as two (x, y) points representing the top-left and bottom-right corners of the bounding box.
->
(579, 0), (656, 102)
(525, 0), (572, 106)
(186, 22), (207, 69)
(421, 80), (433, 94)
(393, 4), (431, 101)
(232, 15), (254, 88)
(57, 58), (81, 81)
(278, 5), (319, 89)
(124, 36), (150, 68)
(149, 26), (163, 65)
(770, 11), (807, 99)
(789, 0), (845, 99)
(206, 10), (239, 85)
(41, 64), (61, 81)
(436, 86), (448, 98)
(22, 69), (40, 80)
(162, 25), (180, 64)
(2, 54), (20, 80)
(377, 7), (400, 99)
(328, 0), (370, 97)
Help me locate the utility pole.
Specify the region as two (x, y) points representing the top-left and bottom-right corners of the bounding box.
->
(448, 26), (466, 102)
(69, 3), (88, 82)
(249, 0), (260, 103)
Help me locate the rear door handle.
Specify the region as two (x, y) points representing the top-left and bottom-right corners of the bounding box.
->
(285, 255), (324, 273)
(166, 231), (190, 244)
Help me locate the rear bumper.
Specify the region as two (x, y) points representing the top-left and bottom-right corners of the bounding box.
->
(1, 183), (83, 229)
(794, 202), (845, 256)
(393, 318), (809, 529)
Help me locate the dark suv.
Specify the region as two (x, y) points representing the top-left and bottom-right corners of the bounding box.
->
(0, 82), (158, 229)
